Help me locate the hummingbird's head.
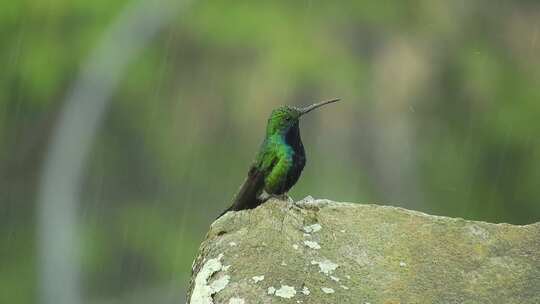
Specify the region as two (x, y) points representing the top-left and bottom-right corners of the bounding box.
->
(266, 98), (340, 136)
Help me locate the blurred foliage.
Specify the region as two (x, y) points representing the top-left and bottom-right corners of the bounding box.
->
(1, 0), (540, 303)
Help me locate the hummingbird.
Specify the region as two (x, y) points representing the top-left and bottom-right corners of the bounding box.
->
(219, 98), (341, 217)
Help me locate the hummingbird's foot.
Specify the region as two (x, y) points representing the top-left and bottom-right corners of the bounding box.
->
(259, 191), (294, 204)
(260, 192), (293, 203)
(285, 194), (294, 204)
(270, 193), (292, 202)
(259, 191), (271, 203)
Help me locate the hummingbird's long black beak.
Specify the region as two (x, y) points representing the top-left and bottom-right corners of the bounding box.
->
(299, 98), (341, 116)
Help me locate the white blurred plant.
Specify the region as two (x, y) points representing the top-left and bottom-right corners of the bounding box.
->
(36, 0), (188, 303)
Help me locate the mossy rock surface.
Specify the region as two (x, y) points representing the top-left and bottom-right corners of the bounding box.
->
(187, 198), (540, 304)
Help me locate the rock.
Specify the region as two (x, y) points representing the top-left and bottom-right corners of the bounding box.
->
(187, 198), (540, 304)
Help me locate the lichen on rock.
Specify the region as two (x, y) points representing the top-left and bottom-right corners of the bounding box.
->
(189, 253), (230, 304)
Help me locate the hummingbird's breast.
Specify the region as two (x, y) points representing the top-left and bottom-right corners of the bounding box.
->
(261, 122), (306, 195)
(282, 122), (306, 192)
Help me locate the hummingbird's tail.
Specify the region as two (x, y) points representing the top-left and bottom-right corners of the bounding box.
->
(217, 166), (265, 219)
(216, 205), (233, 219)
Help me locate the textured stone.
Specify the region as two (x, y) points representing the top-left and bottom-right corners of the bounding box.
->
(187, 198), (540, 303)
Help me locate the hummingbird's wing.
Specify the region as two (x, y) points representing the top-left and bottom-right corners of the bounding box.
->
(217, 148), (278, 218)
(216, 165), (266, 218)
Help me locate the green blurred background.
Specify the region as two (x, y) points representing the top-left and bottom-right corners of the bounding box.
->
(1, 0), (540, 303)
